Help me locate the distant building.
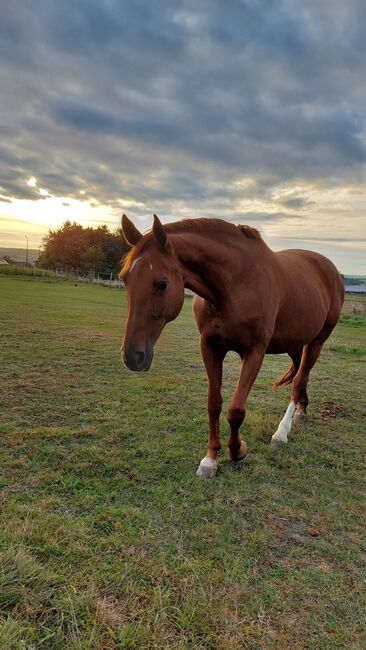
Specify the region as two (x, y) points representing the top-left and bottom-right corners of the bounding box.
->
(1, 258), (33, 268)
(0, 258), (9, 265)
(345, 285), (366, 294)
(12, 260), (33, 268)
(0, 248), (39, 265)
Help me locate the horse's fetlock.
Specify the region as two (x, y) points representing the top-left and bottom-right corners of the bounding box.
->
(208, 441), (221, 454)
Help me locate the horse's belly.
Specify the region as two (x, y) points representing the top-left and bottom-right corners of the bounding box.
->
(267, 300), (328, 354)
(266, 337), (311, 355)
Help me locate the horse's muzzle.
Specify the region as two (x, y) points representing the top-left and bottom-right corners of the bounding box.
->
(122, 346), (153, 372)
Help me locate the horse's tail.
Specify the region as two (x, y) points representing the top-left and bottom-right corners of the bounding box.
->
(272, 364), (297, 388)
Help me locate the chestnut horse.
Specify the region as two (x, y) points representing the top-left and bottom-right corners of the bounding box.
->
(120, 214), (344, 478)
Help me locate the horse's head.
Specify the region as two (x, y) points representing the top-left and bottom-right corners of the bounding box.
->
(120, 214), (185, 372)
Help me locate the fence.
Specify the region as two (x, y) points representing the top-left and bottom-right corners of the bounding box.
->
(55, 268), (124, 288)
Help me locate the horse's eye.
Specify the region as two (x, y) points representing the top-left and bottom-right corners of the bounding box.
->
(156, 280), (169, 293)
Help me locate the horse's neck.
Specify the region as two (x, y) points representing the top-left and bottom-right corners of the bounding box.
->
(170, 231), (265, 305)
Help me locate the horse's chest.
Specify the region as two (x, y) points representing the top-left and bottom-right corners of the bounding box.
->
(198, 311), (256, 353)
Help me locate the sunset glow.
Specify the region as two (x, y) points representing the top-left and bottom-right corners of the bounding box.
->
(0, 1), (365, 273)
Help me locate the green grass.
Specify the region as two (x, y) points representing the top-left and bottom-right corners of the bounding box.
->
(0, 276), (365, 649)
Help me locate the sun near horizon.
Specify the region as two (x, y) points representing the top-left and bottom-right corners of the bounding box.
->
(1, 174), (365, 275)
(1, 2), (366, 275)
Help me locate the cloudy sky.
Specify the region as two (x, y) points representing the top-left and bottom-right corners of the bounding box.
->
(1, 0), (365, 273)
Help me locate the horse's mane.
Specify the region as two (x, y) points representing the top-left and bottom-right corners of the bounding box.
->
(121, 218), (262, 274)
(164, 218), (262, 241)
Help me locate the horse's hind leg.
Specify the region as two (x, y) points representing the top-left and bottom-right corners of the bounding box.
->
(271, 333), (328, 445)
(289, 349), (309, 423)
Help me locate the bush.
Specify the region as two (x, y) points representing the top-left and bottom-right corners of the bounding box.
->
(0, 265), (55, 278)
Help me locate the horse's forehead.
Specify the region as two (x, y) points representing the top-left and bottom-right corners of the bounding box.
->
(129, 255), (153, 274)
(128, 250), (171, 276)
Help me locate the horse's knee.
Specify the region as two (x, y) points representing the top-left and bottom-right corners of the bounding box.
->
(227, 405), (246, 430)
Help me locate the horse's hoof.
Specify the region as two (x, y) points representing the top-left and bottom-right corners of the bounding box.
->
(270, 436), (287, 446)
(227, 441), (248, 461)
(196, 457), (218, 479)
(293, 411), (306, 424)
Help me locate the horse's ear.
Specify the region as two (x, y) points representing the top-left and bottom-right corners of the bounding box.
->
(152, 214), (167, 249)
(121, 214), (143, 247)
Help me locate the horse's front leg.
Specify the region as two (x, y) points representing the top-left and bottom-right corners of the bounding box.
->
(196, 338), (224, 479)
(227, 347), (265, 460)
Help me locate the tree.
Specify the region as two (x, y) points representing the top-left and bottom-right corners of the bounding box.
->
(80, 245), (105, 275)
(38, 221), (129, 275)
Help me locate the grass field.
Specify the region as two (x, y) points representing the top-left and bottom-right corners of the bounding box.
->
(0, 276), (365, 649)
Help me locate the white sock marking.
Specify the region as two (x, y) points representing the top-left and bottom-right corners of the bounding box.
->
(271, 400), (296, 444)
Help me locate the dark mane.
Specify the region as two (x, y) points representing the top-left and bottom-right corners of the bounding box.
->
(236, 224), (262, 240)
(121, 218), (262, 274)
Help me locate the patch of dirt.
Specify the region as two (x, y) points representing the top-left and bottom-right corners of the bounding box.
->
(315, 400), (352, 420)
(266, 515), (324, 544)
(9, 381), (37, 394)
(94, 595), (126, 627)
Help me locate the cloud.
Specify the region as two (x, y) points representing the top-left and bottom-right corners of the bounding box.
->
(277, 197), (314, 210)
(229, 211), (291, 224)
(0, 0), (365, 267)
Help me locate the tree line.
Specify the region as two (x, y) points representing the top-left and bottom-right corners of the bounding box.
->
(37, 221), (130, 276)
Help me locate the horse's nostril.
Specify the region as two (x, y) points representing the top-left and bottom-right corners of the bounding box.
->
(122, 346), (152, 372)
(135, 351), (145, 367)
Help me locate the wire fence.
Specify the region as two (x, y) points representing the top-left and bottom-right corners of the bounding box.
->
(55, 268), (124, 288)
